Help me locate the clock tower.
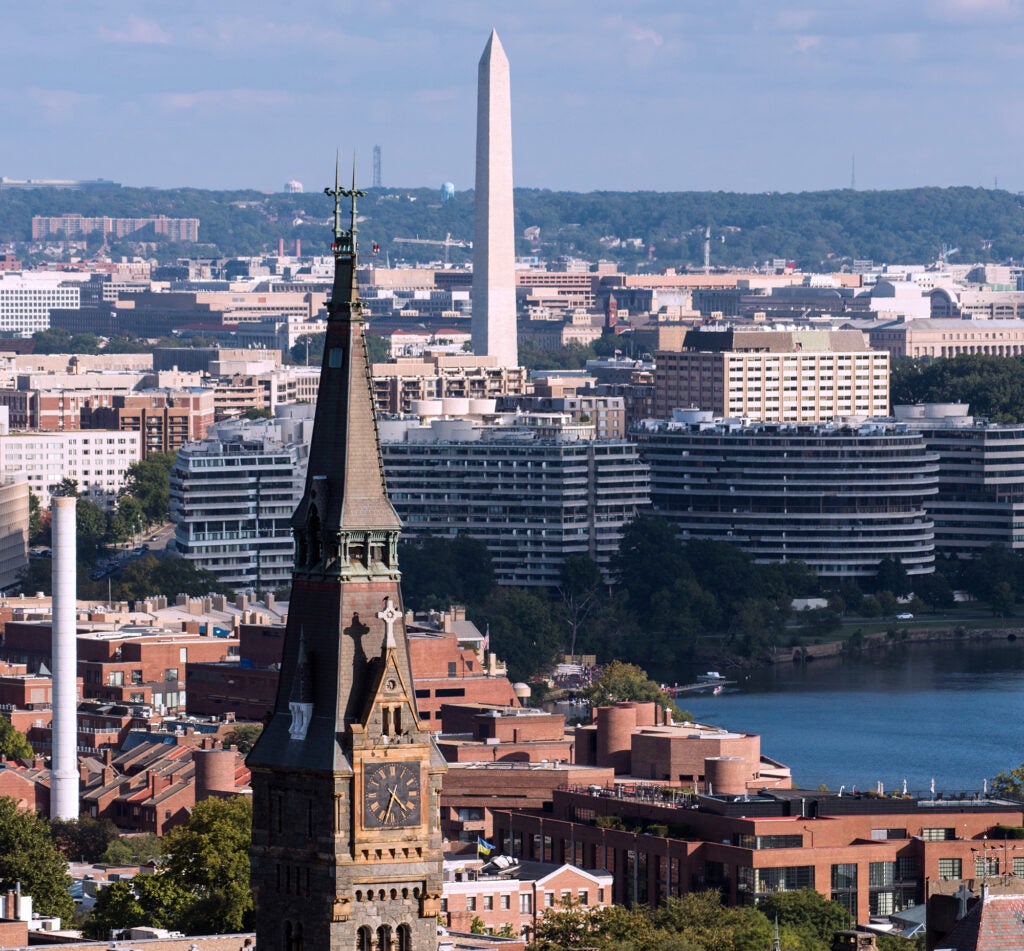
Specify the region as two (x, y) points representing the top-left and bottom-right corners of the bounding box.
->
(247, 162), (446, 951)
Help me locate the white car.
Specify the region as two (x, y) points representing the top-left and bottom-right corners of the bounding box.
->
(896, 612), (914, 620)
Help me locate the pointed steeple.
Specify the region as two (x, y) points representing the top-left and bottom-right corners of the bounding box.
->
(293, 159), (399, 549)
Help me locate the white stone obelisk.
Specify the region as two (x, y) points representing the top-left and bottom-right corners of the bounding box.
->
(472, 29), (518, 368)
(51, 494), (78, 820)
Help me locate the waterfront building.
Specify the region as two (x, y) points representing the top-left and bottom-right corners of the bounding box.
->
(169, 419), (309, 591)
(639, 412), (938, 580)
(381, 414), (650, 586)
(896, 404), (1024, 557)
(653, 327), (889, 422)
(498, 784), (1024, 924)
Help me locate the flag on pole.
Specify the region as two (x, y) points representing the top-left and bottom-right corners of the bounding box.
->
(477, 836), (495, 857)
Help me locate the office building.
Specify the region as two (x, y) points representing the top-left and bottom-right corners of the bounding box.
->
(31, 214), (199, 243)
(0, 274), (80, 337)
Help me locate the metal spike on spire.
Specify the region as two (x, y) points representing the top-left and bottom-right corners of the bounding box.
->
(324, 152), (365, 257)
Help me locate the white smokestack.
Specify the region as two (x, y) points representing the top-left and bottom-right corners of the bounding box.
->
(50, 494), (78, 820)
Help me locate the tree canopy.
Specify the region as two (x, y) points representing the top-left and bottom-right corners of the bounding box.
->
(891, 355), (1024, 422)
(0, 716), (32, 759)
(582, 660), (687, 719)
(160, 796), (253, 934)
(0, 797), (74, 921)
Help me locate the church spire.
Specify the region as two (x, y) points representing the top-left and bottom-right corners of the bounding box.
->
(247, 154), (446, 951)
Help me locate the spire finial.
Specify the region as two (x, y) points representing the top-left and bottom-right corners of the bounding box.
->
(323, 152), (365, 256)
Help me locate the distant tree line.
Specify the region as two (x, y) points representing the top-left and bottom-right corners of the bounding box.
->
(2, 184), (1022, 270)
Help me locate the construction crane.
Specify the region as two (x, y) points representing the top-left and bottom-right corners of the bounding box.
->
(392, 233), (472, 266)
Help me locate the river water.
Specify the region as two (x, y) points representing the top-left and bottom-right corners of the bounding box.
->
(670, 640), (1024, 795)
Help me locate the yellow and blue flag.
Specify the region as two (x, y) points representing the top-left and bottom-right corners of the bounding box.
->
(477, 836), (495, 857)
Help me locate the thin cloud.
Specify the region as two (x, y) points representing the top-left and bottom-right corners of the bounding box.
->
(98, 16), (171, 45)
(631, 26), (664, 46)
(25, 87), (101, 121)
(154, 89), (294, 111)
(794, 34), (822, 53)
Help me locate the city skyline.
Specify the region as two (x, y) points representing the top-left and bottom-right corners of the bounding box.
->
(2, 1), (1022, 195)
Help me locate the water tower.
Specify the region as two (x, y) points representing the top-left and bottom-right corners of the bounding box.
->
(440, 181), (455, 203)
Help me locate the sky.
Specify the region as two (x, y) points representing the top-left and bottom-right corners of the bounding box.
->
(2, 1), (1022, 194)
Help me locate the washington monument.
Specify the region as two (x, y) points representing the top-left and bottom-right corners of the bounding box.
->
(471, 29), (518, 367)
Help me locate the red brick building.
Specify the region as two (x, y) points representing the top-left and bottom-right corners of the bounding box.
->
(1, 622), (240, 714)
(186, 607), (520, 724)
(87, 390), (215, 457)
(499, 785), (1024, 926)
(441, 858), (613, 941)
(81, 735), (249, 835)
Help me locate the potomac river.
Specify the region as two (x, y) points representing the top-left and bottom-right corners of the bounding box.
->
(674, 640), (1024, 795)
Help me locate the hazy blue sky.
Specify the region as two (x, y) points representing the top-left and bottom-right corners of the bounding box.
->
(2, 1), (1021, 193)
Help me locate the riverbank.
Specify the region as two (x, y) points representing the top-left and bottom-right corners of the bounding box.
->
(768, 622), (1024, 664)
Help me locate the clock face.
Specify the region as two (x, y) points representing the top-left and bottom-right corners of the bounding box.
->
(363, 762), (421, 829)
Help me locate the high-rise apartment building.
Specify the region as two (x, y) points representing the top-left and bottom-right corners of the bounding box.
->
(169, 420), (309, 591)
(0, 430), (141, 509)
(654, 327), (889, 422)
(31, 214), (199, 243)
(381, 415), (650, 586)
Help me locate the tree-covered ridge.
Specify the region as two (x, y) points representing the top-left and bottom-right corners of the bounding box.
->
(2, 185), (1023, 269)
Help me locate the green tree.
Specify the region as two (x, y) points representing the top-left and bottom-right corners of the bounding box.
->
(0, 796), (74, 921)
(991, 763), (1024, 798)
(107, 554), (234, 601)
(583, 660), (687, 719)
(0, 716), (32, 759)
(28, 491), (43, 543)
(475, 586), (562, 683)
(874, 556), (910, 597)
(83, 880), (145, 939)
(757, 889), (851, 946)
(100, 832), (162, 866)
(161, 796), (253, 934)
(559, 554), (603, 660)
(121, 452), (177, 524)
(223, 723), (263, 755)
(50, 815), (119, 863)
(398, 534), (494, 610)
(76, 498), (109, 563)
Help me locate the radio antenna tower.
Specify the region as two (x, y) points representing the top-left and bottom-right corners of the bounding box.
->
(851, 154), (856, 190)
(372, 145), (382, 188)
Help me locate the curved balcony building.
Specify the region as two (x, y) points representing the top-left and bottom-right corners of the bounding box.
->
(639, 413), (939, 579)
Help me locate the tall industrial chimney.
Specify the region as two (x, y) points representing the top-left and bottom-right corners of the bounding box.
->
(50, 494), (78, 820)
